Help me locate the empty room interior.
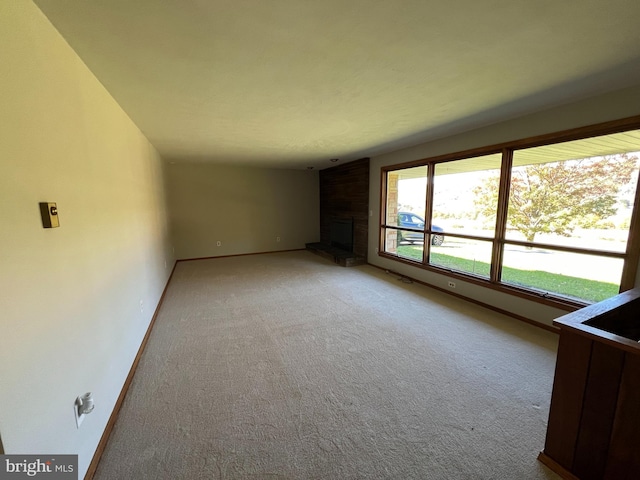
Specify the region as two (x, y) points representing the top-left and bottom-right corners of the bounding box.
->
(3, 1), (640, 479)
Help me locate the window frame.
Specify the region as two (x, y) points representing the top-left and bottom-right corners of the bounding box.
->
(379, 115), (640, 310)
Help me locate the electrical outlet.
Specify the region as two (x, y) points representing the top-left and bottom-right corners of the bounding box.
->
(216, 241), (222, 247)
(140, 300), (144, 313)
(448, 281), (456, 288)
(276, 236), (281, 242)
(164, 260), (167, 269)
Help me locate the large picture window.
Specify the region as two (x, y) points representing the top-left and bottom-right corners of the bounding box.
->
(380, 119), (640, 308)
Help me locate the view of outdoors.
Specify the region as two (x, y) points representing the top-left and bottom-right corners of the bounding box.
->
(383, 129), (640, 304)
(500, 146), (638, 301)
(430, 155), (501, 278)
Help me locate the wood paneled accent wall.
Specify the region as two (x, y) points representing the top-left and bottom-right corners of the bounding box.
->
(319, 158), (370, 259)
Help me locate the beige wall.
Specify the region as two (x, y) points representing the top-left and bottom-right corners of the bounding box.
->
(4, 0), (639, 472)
(369, 85), (640, 327)
(0, 2), (173, 476)
(165, 162), (320, 259)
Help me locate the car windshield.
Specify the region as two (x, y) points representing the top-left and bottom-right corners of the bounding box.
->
(399, 213), (424, 226)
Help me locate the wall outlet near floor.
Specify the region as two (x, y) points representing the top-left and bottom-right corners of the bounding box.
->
(276, 236), (280, 242)
(448, 281), (456, 289)
(140, 300), (144, 312)
(216, 241), (221, 247)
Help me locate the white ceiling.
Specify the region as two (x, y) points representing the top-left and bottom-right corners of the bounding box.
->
(34, 0), (640, 169)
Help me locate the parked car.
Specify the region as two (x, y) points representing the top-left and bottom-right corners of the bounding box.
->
(397, 212), (444, 246)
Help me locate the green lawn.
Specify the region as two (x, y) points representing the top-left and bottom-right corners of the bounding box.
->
(396, 245), (618, 303)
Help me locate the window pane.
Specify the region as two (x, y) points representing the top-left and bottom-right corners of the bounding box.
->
(398, 239), (424, 262)
(429, 238), (493, 278)
(383, 228), (399, 255)
(508, 131), (640, 253)
(433, 154), (502, 238)
(398, 226), (425, 246)
(383, 228), (423, 261)
(386, 166), (428, 227)
(502, 245), (622, 303)
(385, 166), (428, 262)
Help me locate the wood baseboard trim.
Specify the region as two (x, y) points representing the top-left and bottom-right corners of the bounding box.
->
(537, 451), (580, 480)
(178, 248), (306, 263)
(84, 261), (178, 480)
(369, 264), (559, 334)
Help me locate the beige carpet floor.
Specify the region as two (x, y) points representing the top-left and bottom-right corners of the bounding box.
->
(95, 251), (561, 479)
